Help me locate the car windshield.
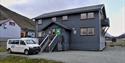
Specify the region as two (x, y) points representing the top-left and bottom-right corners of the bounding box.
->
(25, 40), (36, 44)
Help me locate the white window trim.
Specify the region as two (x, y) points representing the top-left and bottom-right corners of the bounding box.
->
(88, 12), (95, 19)
(38, 20), (42, 24)
(80, 28), (95, 36)
(62, 16), (68, 20)
(52, 17), (56, 21)
(80, 13), (87, 19)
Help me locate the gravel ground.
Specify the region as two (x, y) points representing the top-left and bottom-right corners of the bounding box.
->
(0, 47), (125, 63)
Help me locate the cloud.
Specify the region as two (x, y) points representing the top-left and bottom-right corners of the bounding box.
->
(5, 0), (101, 18)
(107, 6), (125, 36)
(0, 0), (29, 6)
(1, 0), (124, 36)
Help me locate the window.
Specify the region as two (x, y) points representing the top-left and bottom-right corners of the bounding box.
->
(9, 40), (19, 44)
(52, 17), (56, 21)
(81, 13), (87, 19)
(87, 28), (95, 35)
(80, 28), (87, 35)
(38, 32), (42, 37)
(38, 31), (45, 37)
(62, 16), (68, 20)
(80, 28), (95, 36)
(25, 40), (36, 44)
(8, 40), (13, 44)
(20, 40), (26, 45)
(9, 22), (15, 26)
(88, 12), (95, 18)
(38, 20), (42, 24)
(0, 24), (2, 26)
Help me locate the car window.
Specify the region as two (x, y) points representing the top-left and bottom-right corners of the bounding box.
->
(25, 40), (36, 44)
(8, 40), (13, 44)
(20, 40), (26, 45)
(10, 40), (19, 44)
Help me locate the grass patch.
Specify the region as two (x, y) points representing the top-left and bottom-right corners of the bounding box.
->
(0, 47), (6, 52)
(0, 56), (62, 63)
(109, 40), (125, 47)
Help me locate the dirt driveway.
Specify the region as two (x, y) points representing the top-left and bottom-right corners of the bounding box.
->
(0, 47), (125, 63)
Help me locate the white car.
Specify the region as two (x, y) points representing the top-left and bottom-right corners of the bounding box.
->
(7, 38), (41, 55)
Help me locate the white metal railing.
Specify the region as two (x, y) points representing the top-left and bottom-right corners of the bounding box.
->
(48, 35), (57, 47)
(40, 34), (49, 46)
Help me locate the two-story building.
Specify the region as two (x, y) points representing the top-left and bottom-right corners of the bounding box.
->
(34, 4), (110, 51)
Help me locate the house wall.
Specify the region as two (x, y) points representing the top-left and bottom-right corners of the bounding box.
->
(42, 24), (70, 50)
(0, 19), (21, 39)
(99, 11), (106, 50)
(37, 11), (103, 50)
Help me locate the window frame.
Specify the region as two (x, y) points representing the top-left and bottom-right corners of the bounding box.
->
(80, 12), (95, 20)
(52, 17), (56, 22)
(87, 12), (95, 19)
(62, 15), (68, 21)
(38, 19), (42, 24)
(80, 27), (95, 36)
(9, 40), (19, 44)
(80, 13), (87, 20)
(38, 31), (45, 37)
(20, 40), (26, 45)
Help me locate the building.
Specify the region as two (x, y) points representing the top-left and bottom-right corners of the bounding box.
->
(0, 4), (35, 40)
(34, 4), (110, 51)
(0, 19), (21, 39)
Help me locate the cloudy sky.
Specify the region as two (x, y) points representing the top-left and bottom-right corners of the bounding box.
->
(0, 0), (125, 36)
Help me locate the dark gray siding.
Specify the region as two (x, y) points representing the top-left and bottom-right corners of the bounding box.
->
(41, 24), (70, 50)
(37, 11), (102, 50)
(98, 11), (106, 50)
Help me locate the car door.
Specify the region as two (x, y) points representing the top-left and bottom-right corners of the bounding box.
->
(11, 40), (20, 52)
(18, 40), (26, 53)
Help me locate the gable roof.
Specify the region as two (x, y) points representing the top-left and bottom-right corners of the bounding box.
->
(41, 22), (71, 30)
(35, 4), (104, 19)
(0, 4), (35, 31)
(0, 19), (9, 24)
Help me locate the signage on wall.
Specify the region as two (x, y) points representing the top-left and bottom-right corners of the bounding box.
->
(56, 28), (61, 36)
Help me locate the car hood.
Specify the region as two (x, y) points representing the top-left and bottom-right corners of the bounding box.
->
(27, 44), (40, 47)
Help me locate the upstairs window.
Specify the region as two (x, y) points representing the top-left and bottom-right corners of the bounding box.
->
(81, 12), (95, 20)
(52, 17), (56, 21)
(9, 22), (15, 26)
(38, 20), (42, 24)
(80, 13), (87, 19)
(88, 12), (95, 18)
(62, 16), (68, 20)
(80, 28), (95, 36)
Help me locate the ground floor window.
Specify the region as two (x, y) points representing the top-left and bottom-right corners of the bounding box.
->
(80, 27), (95, 36)
(38, 31), (45, 37)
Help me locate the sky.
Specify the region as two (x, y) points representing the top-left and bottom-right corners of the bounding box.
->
(0, 0), (125, 36)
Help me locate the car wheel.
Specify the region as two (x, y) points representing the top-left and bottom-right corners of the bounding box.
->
(24, 50), (29, 55)
(8, 49), (12, 53)
(35, 52), (39, 54)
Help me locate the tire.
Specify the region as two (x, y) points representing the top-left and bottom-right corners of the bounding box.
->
(8, 48), (12, 53)
(35, 52), (39, 54)
(24, 50), (29, 55)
